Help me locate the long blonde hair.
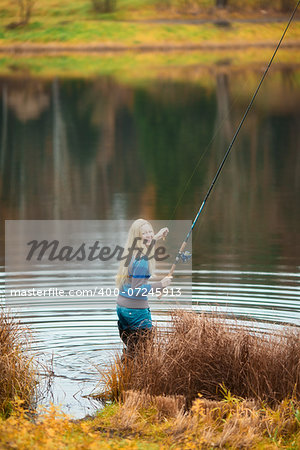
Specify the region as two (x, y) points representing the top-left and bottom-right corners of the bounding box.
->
(116, 218), (156, 288)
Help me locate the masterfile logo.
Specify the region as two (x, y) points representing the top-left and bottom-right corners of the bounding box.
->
(5, 220), (192, 303)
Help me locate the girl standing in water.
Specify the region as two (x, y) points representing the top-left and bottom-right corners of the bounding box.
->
(116, 218), (172, 355)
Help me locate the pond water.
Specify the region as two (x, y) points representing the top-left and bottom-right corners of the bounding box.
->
(0, 64), (299, 418)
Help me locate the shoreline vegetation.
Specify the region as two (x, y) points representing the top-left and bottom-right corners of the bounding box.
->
(1, 48), (300, 82)
(1, 1), (300, 78)
(1, 39), (300, 52)
(0, 0), (300, 79)
(1, 309), (300, 448)
(0, 310), (37, 418)
(96, 311), (300, 407)
(0, 23), (300, 51)
(1, 1), (300, 50)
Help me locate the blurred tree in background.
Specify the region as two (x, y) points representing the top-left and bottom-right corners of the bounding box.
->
(280, 0), (296, 12)
(91, 0), (117, 13)
(6, 0), (35, 29)
(158, 0), (296, 13)
(216, 0), (228, 7)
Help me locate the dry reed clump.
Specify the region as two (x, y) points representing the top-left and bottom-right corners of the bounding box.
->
(107, 390), (185, 434)
(95, 353), (132, 403)
(0, 309), (37, 417)
(101, 310), (300, 407)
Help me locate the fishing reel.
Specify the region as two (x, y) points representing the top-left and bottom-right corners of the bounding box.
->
(178, 251), (192, 263)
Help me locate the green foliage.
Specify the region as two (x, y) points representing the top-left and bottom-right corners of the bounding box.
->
(219, 384), (240, 404)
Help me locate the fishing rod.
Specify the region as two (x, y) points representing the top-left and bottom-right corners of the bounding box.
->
(164, 0), (300, 281)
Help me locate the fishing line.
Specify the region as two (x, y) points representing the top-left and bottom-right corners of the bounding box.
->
(170, 101), (239, 220)
(171, 69), (263, 221)
(168, 0), (300, 274)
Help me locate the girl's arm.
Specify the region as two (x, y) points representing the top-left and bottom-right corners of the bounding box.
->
(153, 227), (169, 241)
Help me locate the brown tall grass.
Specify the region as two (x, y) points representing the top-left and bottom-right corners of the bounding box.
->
(100, 390), (300, 448)
(0, 309), (37, 417)
(99, 310), (300, 407)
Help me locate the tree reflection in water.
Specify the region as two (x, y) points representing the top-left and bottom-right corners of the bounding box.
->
(0, 69), (299, 269)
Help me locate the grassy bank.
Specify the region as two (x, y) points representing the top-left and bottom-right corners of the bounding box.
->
(1, 0), (299, 81)
(1, 21), (300, 47)
(1, 0), (299, 24)
(1, 392), (300, 448)
(0, 0), (300, 47)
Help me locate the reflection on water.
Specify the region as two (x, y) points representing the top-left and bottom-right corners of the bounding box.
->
(0, 67), (299, 417)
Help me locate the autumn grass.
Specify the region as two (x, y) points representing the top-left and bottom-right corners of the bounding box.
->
(99, 390), (300, 448)
(0, 309), (37, 418)
(0, 0), (300, 47)
(1, 20), (300, 46)
(1, 309), (300, 448)
(0, 402), (162, 449)
(90, 390), (300, 448)
(97, 310), (300, 407)
(1, 0), (299, 24)
(1, 391), (300, 448)
(0, 47), (300, 83)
